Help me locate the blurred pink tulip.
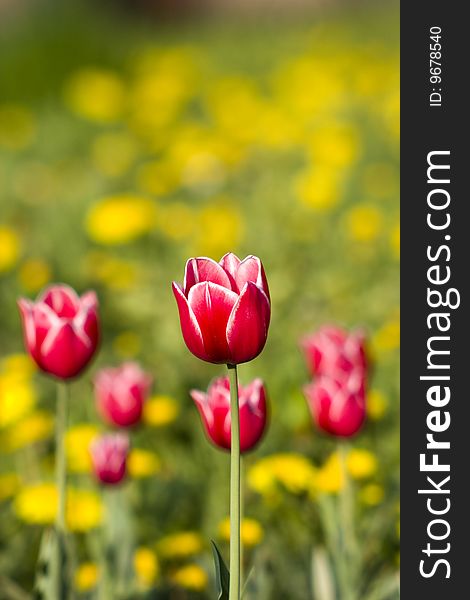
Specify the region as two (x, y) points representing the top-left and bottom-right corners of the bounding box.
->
(18, 284), (99, 379)
(303, 373), (366, 437)
(94, 362), (152, 428)
(190, 376), (268, 453)
(90, 433), (129, 485)
(300, 325), (367, 381)
(172, 253), (270, 365)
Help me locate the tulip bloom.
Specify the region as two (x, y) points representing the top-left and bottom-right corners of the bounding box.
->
(94, 362), (152, 428)
(18, 284), (99, 379)
(303, 374), (366, 438)
(301, 325), (367, 381)
(90, 433), (129, 485)
(190, 377), (267, 453)
(172, 253), (270, 365)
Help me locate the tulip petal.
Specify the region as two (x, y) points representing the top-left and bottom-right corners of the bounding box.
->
(235, 256), (270, 299)
(219, 253), (241, 287)
(40, 321), (93, 379)
(226, 282), (270, 364)
(172, 282), (209, 362)
(39, 284), (80, 318)
(184, 257), (232, 295)
(188, 282), (239, 364)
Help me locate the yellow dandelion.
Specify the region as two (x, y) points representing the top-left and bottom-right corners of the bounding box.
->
(347, 449), (378, 480)
(75, 562), (99, 592)
(2, 410), (54, 452)
(315, 453), (343, 494)
(0, 374), (36, 428)
(171, 564), (208, 591)
(128, 449), (161, 479)
(14, 484), (103, 532)
(66, 424), (101, 473)
(0, 226), (21, 273)
(18, 258), (52, 293)
(308, 123), (361, 168)
(295, 166), (342, 212)
(134, 547), (159, 587)
(157, 531), (204, 559)
(372, 319), (400, 353)
(0, 473), (20, 501)
(248, 453), (317, 497)
(91, 132), (139, 178)
(113, 331), (142, 359)
(218, 517), (264, 547)
(85, 194), (156, 245)
(1, 353), (36, 379)
(64, 68), (125, 123)
(360, 483), (385, 506)
(0, 104), (36, 150)
(143, 395), (179, 427)
(367, 389), (389, 421)
(345, 204), (383, 242)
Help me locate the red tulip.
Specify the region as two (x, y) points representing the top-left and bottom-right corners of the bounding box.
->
(17, 284), (99, 379)
(300, 325), (367, 381)
(172, 253), (270, 365)
(90, 433), (129, 485)
(94, 362), (152, 428)
(303, 373), (366, 437)
(190, 377), (268, 453)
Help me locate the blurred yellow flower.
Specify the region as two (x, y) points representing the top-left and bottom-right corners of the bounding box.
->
(1, 353), (36, 379)
(248, 453), (317, 497)
(0, 104), (36, 150)
(347, 449), (378, 480)
(390, 223), (400, 259)
(157, 531), (204, 559)
(0, 226), (21, 273)
(113, 331), (142, 359)
(307, 123), (361, 168)
(0, 473), (20, 501)
(2, 410), (54, 452)
(194, 201), (244, 257)
(143, 395), (179, 427)
(75, 562), (99, 591)
(134, 547), (160, 587)
(218, 517), (264, 547)
(170, 564), (208, 591)
(367, 389), (389, 421)
(372, 319), (400, 353)
(66, 424), (101, 473)
(14, 484), (103, 531)
(18, 258), (52, 292)
(360, 483), (385, 506)
(315, 453), (343, 494)
(345, 204), (383, 242)
(0, 374), (36, 428)
(86, 195), (156, 245)
(91, 132), (139, 177)
(64, 68), (125, 122)
(295, 166), (342, 212)
(128, 449), (161, 478)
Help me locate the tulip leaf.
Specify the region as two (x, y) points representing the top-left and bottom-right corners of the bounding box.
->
(211, 540), (230, 600)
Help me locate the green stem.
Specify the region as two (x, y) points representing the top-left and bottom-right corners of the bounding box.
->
(227, 364), (240, 600)
(338, 442), (357, 600)
(55, 381), (68, 600)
